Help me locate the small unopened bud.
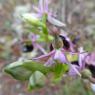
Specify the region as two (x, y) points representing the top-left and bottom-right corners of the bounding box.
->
(81, 69), (92, 79)
(22, 13), (40, 26)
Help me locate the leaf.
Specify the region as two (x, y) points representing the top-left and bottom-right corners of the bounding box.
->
(42, 24), (48, 35)
(28, 71), (46, 90)
(52, 61), (69, 84)
(4, 60), (51, 81)
(52, 62), (69, 83)
(4, 61), (32, 81)
(22, 60), (51, 74)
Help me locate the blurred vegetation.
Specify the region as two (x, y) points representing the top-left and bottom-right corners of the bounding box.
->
(0, 0), (95, 95)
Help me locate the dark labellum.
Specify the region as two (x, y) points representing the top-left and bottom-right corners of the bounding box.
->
(71, 61), (79, 66)
(59, 35), (70, 50)
(86, 64), (95, 78)
(22, 44), (34, 53)
(50, 44), (54, 51)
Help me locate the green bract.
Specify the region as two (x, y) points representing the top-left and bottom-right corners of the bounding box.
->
(4, 60), (51, 81)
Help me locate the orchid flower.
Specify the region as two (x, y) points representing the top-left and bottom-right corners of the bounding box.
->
(33, 49), (67, 66)
(19, 33), (47, 54)
(32, 46), (88, 77)
(59, 34), (75, 52)
(33, 0), (50, 17)
(33, 0), (66, 27)
(32, 35), (75, 66)
(68, 47), (88, 77)
(50, 32), (75, 51)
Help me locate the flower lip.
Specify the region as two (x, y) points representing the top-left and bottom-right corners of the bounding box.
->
(59, 35), (70, 50)
(22, 41), (34, 53)
(71, 61), (79, 66)
(50, 44), (53, 51)
(22, 44), (34, 53)
(86, 64), (95, 78)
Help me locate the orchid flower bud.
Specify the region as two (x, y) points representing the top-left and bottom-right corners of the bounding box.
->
(22, 13), (42, 26)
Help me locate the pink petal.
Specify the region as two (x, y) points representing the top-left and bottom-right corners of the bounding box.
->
(47, 16), (66, 27)
(39, 0), (44, 13)
(44, 57), (54, 66)
(68, 65), (80, 76)
(78, 48), (88, 68)
(33, 50), (55, 62)
(44, 0), (49, 12)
